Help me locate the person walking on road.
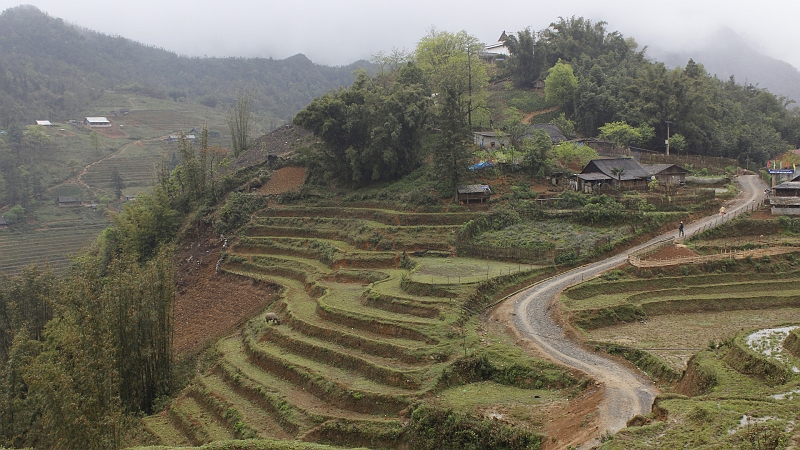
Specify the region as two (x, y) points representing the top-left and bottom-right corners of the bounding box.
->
(679, 221), (684, 237)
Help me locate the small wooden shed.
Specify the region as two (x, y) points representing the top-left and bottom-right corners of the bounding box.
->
(57, 196), (81, 207)
(457, 184), (492, 204)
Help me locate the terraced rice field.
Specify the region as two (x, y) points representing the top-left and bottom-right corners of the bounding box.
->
(143, 205), (529, 446)
(562, 268), (800, 371)
(607, 325), (800, 448)
(81, 156), (160, 192)
(0, 223), (108, 276)
(559, 258), (800, 447)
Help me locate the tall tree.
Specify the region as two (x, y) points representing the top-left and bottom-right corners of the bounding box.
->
(431, 86), (472, 196)
(22, 125), (49, 163)
(6, 124), (22, 158)
(110, 166), (124, 201)
(544, 60), (578, 108)
(90, 130), (100, 155)
(414, 29), (487, 129)
(228, 93), (252, 157)
(294, 66), (431, 185)
(504, 28), (543, 88)
(521, 129), (553, 176)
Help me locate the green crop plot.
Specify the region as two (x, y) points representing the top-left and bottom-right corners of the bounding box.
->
(410, 256), (539, 284)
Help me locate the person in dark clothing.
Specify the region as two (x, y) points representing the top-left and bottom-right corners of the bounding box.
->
(679, 221), (684, 237)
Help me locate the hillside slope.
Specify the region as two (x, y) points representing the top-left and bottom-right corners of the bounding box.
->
(648, 27), (800, 102)
(0, 5), (371, 124)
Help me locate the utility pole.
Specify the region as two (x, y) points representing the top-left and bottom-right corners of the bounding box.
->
(665, 120), (673, 156)
(467, 43), (473, 130)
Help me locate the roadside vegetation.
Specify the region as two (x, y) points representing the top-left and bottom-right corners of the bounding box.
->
(561, 211), (800, 448)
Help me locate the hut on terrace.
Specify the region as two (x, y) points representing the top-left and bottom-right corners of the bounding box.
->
(457, 184), (492, 204)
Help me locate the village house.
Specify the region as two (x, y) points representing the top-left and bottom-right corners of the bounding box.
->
(0, 216), (8, 229)
(532, 123), (566, 144)
(481, 31), (510, 64)
(84, 117), (112, 127)
(35, 120), (51, 126)
(768, 172), (800, 215)
(573, 157), (689, 193)
(473, 131), (506, 149)
(57, 196), (81, 207)
(473, 124), (567, 150)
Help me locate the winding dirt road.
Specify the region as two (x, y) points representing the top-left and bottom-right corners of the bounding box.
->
(506, 175), (766, 448)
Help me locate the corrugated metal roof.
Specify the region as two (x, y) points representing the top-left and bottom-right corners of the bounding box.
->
(576, 173), (611, 181)
(457, 184), (491, 194)
(773, 181), (800, 190)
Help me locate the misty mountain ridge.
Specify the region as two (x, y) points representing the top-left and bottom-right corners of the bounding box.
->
(3, 3), (799, 129)
(0, 5), (371, 125)
(646, 27), (800, 103)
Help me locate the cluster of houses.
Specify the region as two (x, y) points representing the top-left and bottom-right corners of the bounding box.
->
(457, 156), (690, 204)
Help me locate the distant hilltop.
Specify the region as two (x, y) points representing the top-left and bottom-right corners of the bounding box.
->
(0, 5), (374, 125)
(647, 27), (800, 102)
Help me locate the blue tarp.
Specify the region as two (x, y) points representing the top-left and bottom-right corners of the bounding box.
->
(468, 161), (494, 170)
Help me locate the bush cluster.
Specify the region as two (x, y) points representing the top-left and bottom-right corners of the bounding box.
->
(404, 403), (542, 450)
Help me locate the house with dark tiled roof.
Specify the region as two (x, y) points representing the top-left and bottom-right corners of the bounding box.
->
(574, 158), (689, 192)
(531, 124), (566, 144)
(0, 216), (8, 229)
(473, 124), (567, 150)
(57, 196), (81, 207)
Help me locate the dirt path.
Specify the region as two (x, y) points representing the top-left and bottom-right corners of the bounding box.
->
(522, 106), (559, 124)
(49, 132), (167, 198)
(496, 175), (766, 448)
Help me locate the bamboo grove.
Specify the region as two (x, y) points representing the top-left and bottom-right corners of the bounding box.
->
(0, 206), (177, 449)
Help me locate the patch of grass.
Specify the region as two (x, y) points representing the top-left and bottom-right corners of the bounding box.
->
(473, 219), (629, 254)
(410, 257), (539, 284)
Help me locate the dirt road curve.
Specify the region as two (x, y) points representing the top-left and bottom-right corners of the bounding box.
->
(509, 175), (766, 448)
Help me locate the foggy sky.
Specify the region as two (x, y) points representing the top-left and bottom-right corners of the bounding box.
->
(1, 0), (798, 70)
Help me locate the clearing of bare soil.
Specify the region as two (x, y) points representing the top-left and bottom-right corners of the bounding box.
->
(522, 106), (560, 124)
(173, 232), (279, 355)
(92, 125), (127, 139)
(643, 244), (698, 260)
(255, 166), (306, 196)
(485, 306), (604, 450)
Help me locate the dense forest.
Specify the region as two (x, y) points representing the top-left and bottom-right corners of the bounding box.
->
(501, 17), (800, 165)
(0, 5), (370, 126)
(293, 19), (800, 195)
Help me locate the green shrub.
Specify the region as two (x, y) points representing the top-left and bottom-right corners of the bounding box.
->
(404, 403), (543, 450)
(555, 191), (588, 209)
(554, 251), (578, 265)
(507, 91), (547, 113)
(215, 193), (270, 233)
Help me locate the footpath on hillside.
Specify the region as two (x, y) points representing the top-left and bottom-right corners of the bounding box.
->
(494, 175), (766, 449)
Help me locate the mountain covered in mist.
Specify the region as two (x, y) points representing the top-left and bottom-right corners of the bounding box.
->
(647, 27), (800, 103)
(0, 5), (371, 126)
